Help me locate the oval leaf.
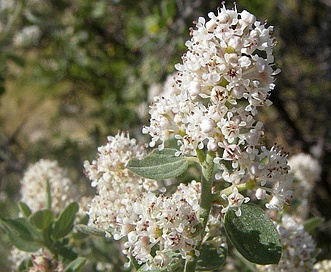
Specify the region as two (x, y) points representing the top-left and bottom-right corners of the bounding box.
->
(224, 203), (281, 265)
(29, 210), (54, 230)
(52, 202), (79, 239)
(0, 217), (42, 252)
(127, 148), (188, 180)
(197, 243), (227, 271)
(8, 232), (42, 252)
(0, 217), (40, 241)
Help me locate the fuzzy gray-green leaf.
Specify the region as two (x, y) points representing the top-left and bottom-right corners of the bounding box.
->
(127, 148), (188, 180)
(224, 203), (281, 265)
(74, 224), (105, 237)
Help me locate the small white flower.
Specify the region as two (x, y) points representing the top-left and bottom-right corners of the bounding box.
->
(313, 259), (331, 272)
(200, 118), (216, 134)
(221, 187), (250, 216)
(255, 188), (266, 200)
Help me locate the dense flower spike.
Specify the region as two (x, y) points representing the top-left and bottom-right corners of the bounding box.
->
(143, 4), (279, 155)
(20, 159), (75, 213)
(288, 153), (321, 189)
(258, 215), (317, 272)
(84, 132), (159, 236)
(313, 260), (331, 272)
(84, 132), (211, 268)
(143, 4), (292, 213)
(13, 159), (77, 269)
(3, 4), (327, 271)
(121, 181), (202, 267)
(288, 153), (321, 218)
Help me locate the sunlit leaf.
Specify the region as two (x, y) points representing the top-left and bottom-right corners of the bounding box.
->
(224, 204), (281, 265)
(128, 148), (188, 180)
(29, 209), (53, 230)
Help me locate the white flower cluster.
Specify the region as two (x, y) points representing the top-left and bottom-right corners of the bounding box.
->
(121, 181), (202, 268)
(259, 215), (317, 272)
(84, 132), (158, 235)
(313, 259), (331, 272)
(288, 153), (321, 218)
(11, 159), (78, 269)
(143, 4), (292, 212)
(288, 152), (321, 192)
(219, 144), (293, 213)
(20, 159), (75, 213)
(143, 4), (278, 154)
(84, 132), (209, 268)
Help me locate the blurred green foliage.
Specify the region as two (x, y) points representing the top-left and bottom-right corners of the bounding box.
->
(0, 0), (331, 270)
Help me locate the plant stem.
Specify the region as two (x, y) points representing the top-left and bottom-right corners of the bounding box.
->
(46, 179), (52, 210)
(185, 150), (215, 272)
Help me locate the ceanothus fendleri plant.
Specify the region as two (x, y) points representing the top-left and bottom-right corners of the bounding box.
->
(3, 3), (324, 272)
(83, 4), (293, 271)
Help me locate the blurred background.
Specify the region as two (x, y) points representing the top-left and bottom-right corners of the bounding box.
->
(0, 0), (330, 270)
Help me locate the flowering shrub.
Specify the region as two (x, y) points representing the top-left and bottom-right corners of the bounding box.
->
(1, 3), (328, 272)
(85, 4), (292, 270)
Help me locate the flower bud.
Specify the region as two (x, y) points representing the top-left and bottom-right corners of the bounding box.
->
(189, 80), (201, 97)
(200, 119), (215, 134)
(241, 10), (256, 25)
(255, 188), (266, 200)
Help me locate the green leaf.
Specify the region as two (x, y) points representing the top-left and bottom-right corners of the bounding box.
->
(65, 257), (86, 272)
(42, 223), (54, 248)
(52, 202), (79, 239)
(0, 217), (36, 241)
(8, 232), (42, 252)
(127, 148), (188, 180)
(54, 240), (78, 261)
(197, 243), (227, 271)
(29, 209), (54, 230)
(0, 217), (42, 252)
(74, 224), (105, 237)
(18, 202), (32, 218)
(77, 214), (89, 225)
(224, 203), (281, 265)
